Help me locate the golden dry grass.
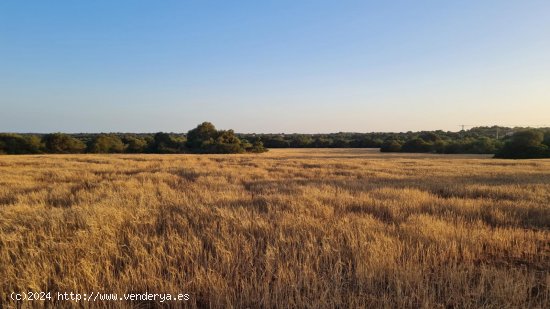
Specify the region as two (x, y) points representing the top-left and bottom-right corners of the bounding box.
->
(0, 149), (549, 308)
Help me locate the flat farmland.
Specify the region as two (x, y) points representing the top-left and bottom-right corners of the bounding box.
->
(1, 149), (549, 308)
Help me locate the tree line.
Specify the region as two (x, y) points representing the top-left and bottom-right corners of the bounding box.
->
(246, 126), (550, 158)
(245, 126), (515, 151)
(0, 122), (266, 155)
(1, 125), (549, 159)
(378, 129), (550, 159)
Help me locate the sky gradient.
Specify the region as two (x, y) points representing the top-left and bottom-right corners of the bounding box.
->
(1, 0), (549, 133)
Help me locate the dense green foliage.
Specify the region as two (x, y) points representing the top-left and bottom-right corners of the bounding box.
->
(0, 134), (42, 154)
(88, 134), (125, 153)
(43, 133), (86, 154)
(187, 122), (267, 154)
(121, 136), (149, 153)
(186, 122), (218, 149)
(1, 125), (548, 158)
(495, 129), (550, 159)
(380, 139), (403, 153)
(147, 132), (185, 154)
(0, 123), (267, 155)
(247, 127), (514, 153)
(246, 126), (549, 158)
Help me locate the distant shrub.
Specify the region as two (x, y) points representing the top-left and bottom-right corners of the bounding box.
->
(542, 131), (550, 148)
(247, 140), (267, 153)
(401, 138), (433, 153)
(442, 137), (502, 154)
(186, 122), (267, 154)
(419, 132), (441, 143)
(211, 129), (245, 153)
(312, 138), (332, 148)
(88, 134), (125, 153)
(122, 136), (148, 153)
(380, 140), (402, 152)
(289, 135), (313, 148)
(186, 122), (217, 149)
(350, 137), (382, 148)
(470, 137), (501, 154)
(495, 129), (549, 159)
(42, 133), (86, 154)
(149, 132), (185, 153)
(263, 136), (290, 148)
(330, 138), (349, 148)
(0, 133), (42, 154)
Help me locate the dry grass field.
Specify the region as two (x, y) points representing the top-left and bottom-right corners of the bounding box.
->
(1, 149), (549, 308)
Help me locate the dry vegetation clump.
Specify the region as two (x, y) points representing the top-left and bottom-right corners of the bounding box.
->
(0, 149), (549, 308)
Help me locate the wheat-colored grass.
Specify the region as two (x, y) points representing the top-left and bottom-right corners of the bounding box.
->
(0, 149), (549, 308)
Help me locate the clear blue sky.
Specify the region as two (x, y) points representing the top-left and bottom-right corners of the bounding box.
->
(1, 0), (549, 133)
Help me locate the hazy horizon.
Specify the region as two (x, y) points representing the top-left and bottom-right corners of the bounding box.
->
(2, 1), (549, 133)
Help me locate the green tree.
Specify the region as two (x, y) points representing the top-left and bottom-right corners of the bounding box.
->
(0, 134), (42, 154)
(240, 139), (253, 151)
(88, 134), (125, 153)
(42, 133), (86, 154)
(212, 130), (245, 153)
(185, 122), (266, 153)
(401, 138), (433, 153)
(543, 131), (550, 148)
(443, 140), (467, 154)
(263, 136), (290, 148)
(122, 136), (148, 153)
(380, 139), (402, 152)
(149, 132), (184, 153)
(250, 140), (267, 153)
(350, 137), (382, 148)
(330, 138), (349, 148)
(186, 122), (217, 149)
(495, 129), (549, 159)
(312, 137), (332, 148)
(470, 137), (500, 154)
(289, 135), (313, 148)
(419, 132), (441, 143)
(543, 132), (550, 147)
